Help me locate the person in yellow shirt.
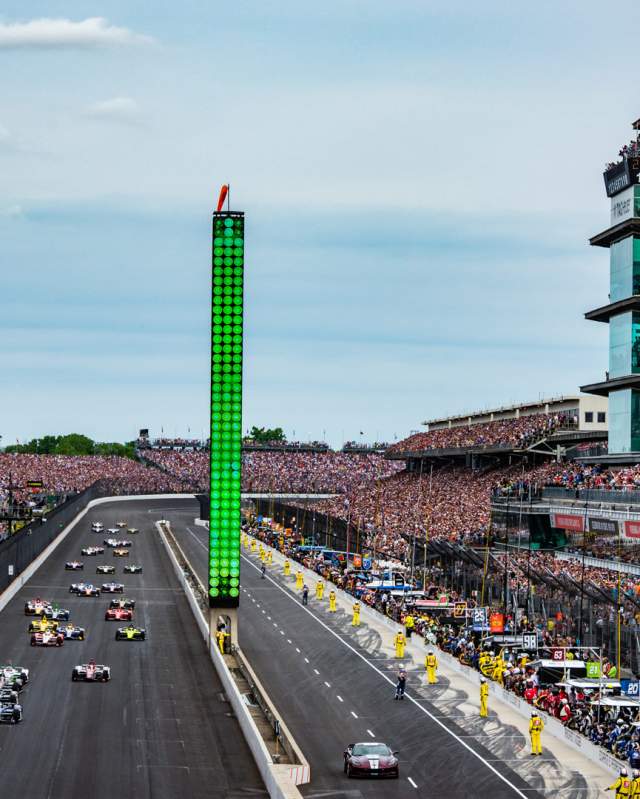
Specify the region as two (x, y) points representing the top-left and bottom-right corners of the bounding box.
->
(259, 547), (266, 562)
(529, 710), (544, 756)
(266, 550), (273, 565)
(425, 650), (438, 684)
(215, 629), (226, 655)
(316, 581), (324, 600)
(329, 591), (337, 612)
(480, 677), (489, 717)
(283, 560), (291, 577)
(295, 570), (304, 590)
(394, 631), (406, 659)
(404, 614), (415, 639)
(492, 657), (505, 686)
(352, 601), (361, 626)
(631, 769), (640, 798)
(250, 539), (257, 552)
(606, 768), (633, 797)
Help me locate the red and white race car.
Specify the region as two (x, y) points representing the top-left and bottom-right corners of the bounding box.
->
(72, 660), (110, 682)
(69, 583), (101, 597)
(101, 582), (124, 594)
(30, 631), (64, 647)
(105, 607), (133, 621)
(24, 598), (51, 616)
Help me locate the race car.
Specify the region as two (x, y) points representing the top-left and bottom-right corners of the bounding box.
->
(113, 548), (130, 558)
(72, 660), (110, 682)
(28, 617), (59, 633)
(103, 538), (119, 548)
(105, 606), (133, 621)
(116, 521), (127, 528)
(115, 625), (146, 641)
(91, 522), (104, 532)
(101, 582), (124, 594)
(96, 564), (115, 575)
(24, 598), (51, 616)
(58, 623), (86, 641)
(81, 546), (104, 556)
(43, 606), (71, 621)
(128, 528), (139, 534)
(69, 583), (101, 597)
(65, 561), (84, 571)
(343, 742), (399, 779)
(30, 630), (64, 647)
(114, 540), (132, 548)
(0, 666), (29, 690)
(106, 528), (119, 535)
(109, 598), (135, 610)
(0, 701), (22, 724)
(123, 564), (143, 574)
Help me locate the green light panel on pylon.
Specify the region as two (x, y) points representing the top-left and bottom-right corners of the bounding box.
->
(209, 210), (244, 608)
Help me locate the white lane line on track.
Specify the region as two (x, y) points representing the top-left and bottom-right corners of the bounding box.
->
(242, 552), (529, 799)
(295, 647), (300, 653)
(408, 777), (418, 789)
(280, 630), (284, 636)
(350, 711), (358, 718)
(366, 729), (375, 737)
(287, 639), (292, 644)
(304, 657), (309, 663)
(337, 696), (343, 702)
(314, 668), (320, 675)
(324, 681), (331, 688)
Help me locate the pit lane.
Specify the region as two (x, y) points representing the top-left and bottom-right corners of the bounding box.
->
(0, 498), (265, 799)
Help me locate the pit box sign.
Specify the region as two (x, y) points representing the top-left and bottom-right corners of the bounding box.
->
(621, 679), (640, 697)
(522, 633), (537, 651)
(472, 607), (488, 632)
(586, 661), (601, 678)
(551, 648), (565, 661)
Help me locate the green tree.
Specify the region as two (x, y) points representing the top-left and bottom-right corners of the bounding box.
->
(54, 434), (95, 456)
(248, 426), (286, 443)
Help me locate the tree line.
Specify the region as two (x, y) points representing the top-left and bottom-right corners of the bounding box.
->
(4, 434), (136, 459)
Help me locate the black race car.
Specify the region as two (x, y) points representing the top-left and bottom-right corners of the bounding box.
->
(65, 561), (84, 571)
(109, 598), (135, 610)
(0, 701), (22, 724)
(0, 688), (19, 705)
(344, 742), (399, 779)
(101, 582), (124, 594)
(72, 661), (110, 682)
(115, 625), (146, 641)
(123, 564), (143, 574)
(96, 565), (115, 575)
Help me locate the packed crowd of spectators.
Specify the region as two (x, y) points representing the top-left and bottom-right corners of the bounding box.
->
(143, 449), (403, 494)
(389, 413), (576, 454)
(137, 437), (205, 451)
(606, 135), (640, 169)
(548, 462), (640, 492)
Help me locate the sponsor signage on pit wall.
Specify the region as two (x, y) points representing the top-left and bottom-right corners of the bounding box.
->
(610, 185), (640, 226)
(550, 513), (584, 532)
(588, 517), (619, 535)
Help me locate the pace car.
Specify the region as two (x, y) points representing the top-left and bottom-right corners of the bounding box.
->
(113, 548), (130, 558)
(72, 660), (110, 682)
(65, 561), (84, 571)
(0, 666), (29, 690)
(81, 546), (104, 556)
(30, 631), (64, 647)
(0, 701), (22, 724)
(101, 582), (124, 594)
(69, 583), (100, 597)
(116, 521), (127, 528)
(343, 743), (399, 779)
(115, 625), (146, 641)
(105, 607), (133, 621)
(28, 617), (59, 633)
(58, 623), (86, 641)
(123, 564), (142, 574)
(109, 598), (135, 610)
(96, 564), (115, 575)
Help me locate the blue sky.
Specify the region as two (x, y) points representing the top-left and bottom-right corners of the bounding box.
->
(0, 2), (637, 446)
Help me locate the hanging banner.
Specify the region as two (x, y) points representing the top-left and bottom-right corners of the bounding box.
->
(588, 517), (619, 535)
(624, 520), (640, 539)
(550, 513), (584, 532)
(489, 612), (505, 634)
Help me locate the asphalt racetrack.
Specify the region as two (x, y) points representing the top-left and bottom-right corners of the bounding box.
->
(169, 500), (545, 799)
(0, 498), (265, 799)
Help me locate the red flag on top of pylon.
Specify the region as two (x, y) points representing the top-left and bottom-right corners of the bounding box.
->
(216, 185), (229, 212)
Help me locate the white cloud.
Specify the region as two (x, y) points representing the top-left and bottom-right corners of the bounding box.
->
(83, 97), (142, 125)
(0, 17), (154, 49)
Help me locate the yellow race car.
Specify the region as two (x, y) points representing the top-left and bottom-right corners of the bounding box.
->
(28, 617), (59, 634)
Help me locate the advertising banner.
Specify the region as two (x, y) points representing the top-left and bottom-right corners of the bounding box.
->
(588, 517), (619, 535)
(489, 612), (505, 634)
(624, 520), (640, 539)
(550, 513), (584, 532)
(604, 160), (633, 197)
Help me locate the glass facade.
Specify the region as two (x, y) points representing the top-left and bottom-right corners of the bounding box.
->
(609, 311), (640, 378)
(608, 389), (640, 453)
(610, 236), (640, 302)
(209, 211), (244, 608)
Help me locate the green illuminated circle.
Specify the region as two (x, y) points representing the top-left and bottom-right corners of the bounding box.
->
(224, 218), (234, 227)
